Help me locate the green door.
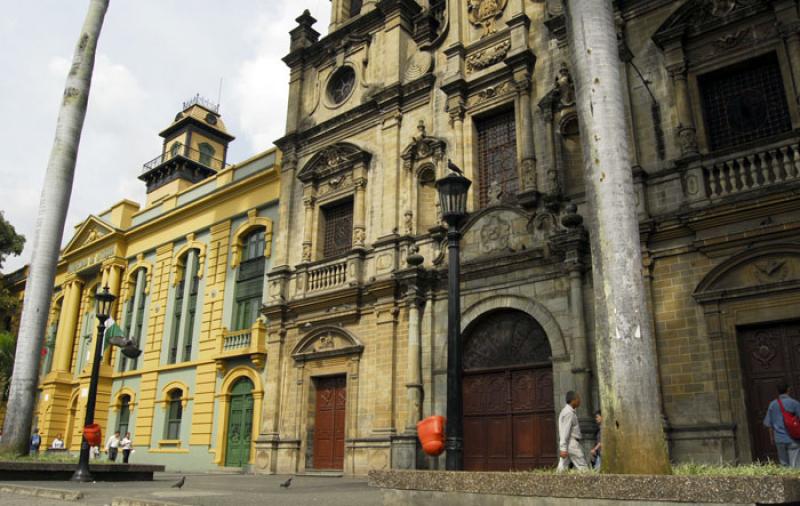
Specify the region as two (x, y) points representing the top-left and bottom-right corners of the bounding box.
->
(225, 378), (254, 467)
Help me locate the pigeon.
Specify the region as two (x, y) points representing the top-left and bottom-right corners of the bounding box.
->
(279, 477), (293, 489)
(447, 159), (463, 174)
(171, 476), (186, 489)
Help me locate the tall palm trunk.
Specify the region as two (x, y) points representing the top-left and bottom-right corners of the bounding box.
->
(0, 0), (109, 456)
(565, 0), (671, 474)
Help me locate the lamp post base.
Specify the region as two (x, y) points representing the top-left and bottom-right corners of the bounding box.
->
(70, 466), (93, 482)
(71, 441), (93, 482)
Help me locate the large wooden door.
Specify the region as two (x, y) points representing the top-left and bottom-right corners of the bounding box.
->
(225, 378), (254, 467)
(462, 309), (557, 471)
(739, 321), (800, 462)
(313, 375), (346, 470)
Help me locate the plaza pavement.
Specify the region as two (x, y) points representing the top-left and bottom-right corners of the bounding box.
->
(0, 472), (382, 506)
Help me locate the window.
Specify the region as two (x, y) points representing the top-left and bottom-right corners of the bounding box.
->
(198, 142), (215, 167)
(349, 0), (363, 17)
(328, 67), (356, 105)
(699, 52), (792, 151)
(561, 117), (584, 196)
(234, 230), (266, 331)
(168, 279), (183, 364)
(475, 109), (519, 208)
(168, 250), (200, 364)
(117, 395), (131, 435)
(322, 200), (354, 258)
(169, 142), (181, 159)
(121, 269), (147, 372)
(183, 259), (200, 362)
(165, 389), (183, 440)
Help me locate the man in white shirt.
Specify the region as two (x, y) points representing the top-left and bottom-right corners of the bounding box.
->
(105, 431), (121, 462)
(557, 390), (588, 472)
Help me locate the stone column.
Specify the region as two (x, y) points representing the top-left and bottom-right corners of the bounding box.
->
(301, 195), (315, 263)
(449, 104), (466, 170)
(568, 266), (591, 416)
(566, 0), (671, 474)
(405, 298), (423, 432)
(516, 75), (538, 193)
(669, 64), (699, 157)
(779, 20), (800, 112)
(353, 176), (367, 249)
(53, 277), (84, 373)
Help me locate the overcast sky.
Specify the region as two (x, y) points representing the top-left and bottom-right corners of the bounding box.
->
(0, 1), (332, 273)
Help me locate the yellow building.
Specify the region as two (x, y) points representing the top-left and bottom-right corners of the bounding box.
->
(31, 97), (280, 471)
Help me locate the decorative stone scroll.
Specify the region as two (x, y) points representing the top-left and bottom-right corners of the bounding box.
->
(466, 40), (511, 73)
(467, 0), (509, 38)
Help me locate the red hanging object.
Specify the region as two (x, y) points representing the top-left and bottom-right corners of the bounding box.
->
(417, 415), (446, 456)
(83, 424), (102, 447)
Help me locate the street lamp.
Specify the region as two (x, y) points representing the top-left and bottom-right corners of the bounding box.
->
(72, 286), (140, 482)
(436, 162), (471, 471)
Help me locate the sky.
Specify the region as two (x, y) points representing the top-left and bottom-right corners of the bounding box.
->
(0, 0), (332, 273)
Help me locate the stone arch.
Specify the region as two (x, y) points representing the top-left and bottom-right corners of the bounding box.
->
(123, 258), (153, 298)
(214, 366), (264, 466)
(462, 294), (568, 361)
(160, 381), (191, 408)
(230, 210), (274, 268)
(112, 387), (137, 412)
(172, 236), (207, 285)
(292, 326), (365, 362)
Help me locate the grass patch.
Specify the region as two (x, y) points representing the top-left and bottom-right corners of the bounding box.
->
(673, 463), (800, 477)
(0, 452), (79, 464)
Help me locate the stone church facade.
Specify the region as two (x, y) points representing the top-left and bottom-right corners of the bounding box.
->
(257, 0), (800, 475)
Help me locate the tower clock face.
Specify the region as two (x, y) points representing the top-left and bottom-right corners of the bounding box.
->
(328, 66), (356, 105)
(205, 113), (218, 125)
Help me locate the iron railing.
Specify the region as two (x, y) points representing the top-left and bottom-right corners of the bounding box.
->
(142, 143), (228, 173)
(182, 94), (219, 113)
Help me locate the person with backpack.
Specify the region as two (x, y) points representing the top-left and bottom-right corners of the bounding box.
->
(764, 382), (800, 467)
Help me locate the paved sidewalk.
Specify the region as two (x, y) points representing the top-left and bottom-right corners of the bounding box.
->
(0, 472), (381, 506)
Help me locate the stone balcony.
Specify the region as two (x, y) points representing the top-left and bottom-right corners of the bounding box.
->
(685, 134), (800, 205)
(292, 251), (365, 299)
(213, 321), (267, 371)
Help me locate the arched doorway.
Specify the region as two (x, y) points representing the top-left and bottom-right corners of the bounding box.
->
(462, 309), (557, 470)
(65, 395), (79, 449)
(225, 377), (255, 467)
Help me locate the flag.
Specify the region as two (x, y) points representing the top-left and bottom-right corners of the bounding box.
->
(103, 317), (126, 351)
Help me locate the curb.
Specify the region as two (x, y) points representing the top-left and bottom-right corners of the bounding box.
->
(112, 498), (196, 506)
(0, 484), (84, 501)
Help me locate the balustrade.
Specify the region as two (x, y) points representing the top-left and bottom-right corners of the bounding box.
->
(307, 260), (348, 292)
(704, 139), (800, 199)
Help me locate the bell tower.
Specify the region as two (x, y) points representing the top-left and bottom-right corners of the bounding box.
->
(139, 95), (235, 206)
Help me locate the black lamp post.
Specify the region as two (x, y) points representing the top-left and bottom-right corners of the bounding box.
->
(436, 163), (471, 471)
(72, 286), (141, 482)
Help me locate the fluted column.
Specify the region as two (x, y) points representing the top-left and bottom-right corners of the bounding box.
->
(353, 178), (367, 248)
(449, 104), (466, 170)
(669, 64), (699, 157)
(516, 75), (539, 193)
(301, 195), (315, 263)
(779, 20), (800, 111)
(53, 277), (84, 373)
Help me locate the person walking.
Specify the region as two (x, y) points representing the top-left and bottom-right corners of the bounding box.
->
(557, 391), (588, 472)
(51, 433), (65, 450)
(105, 431), (120, 462)
(30, 429), (42, 454)
(590, 410), (602, 470)
(120, 432), (133, 463)
(764, 382), (800, 467)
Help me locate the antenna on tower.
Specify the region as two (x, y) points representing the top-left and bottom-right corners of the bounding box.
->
(217, 78), (224, 110)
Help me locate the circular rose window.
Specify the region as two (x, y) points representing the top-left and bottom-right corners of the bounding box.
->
(328, 66), (356, 105)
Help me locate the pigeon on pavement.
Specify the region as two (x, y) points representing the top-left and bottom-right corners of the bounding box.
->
(280, 477), (293, 488)
(171, 476), (186, 489)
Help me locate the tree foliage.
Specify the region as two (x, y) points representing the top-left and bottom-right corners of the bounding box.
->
(0, 331), (15, 400)
(0, 212), (25, 319)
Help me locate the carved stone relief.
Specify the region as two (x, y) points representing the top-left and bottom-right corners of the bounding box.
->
(468, 81), (516, 108)
(467, 0), (509, 38)
(466, 40), (511, 73)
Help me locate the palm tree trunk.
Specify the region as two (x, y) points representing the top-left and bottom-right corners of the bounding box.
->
(565, 0), (671, 474)
(0, 0), (109, 456)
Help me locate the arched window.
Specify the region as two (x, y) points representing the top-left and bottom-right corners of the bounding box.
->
(233, 230), (266, 330)
(169, 142), (181, 159)
(349, 0), (363, 18)
(169, 250), (200, 364)
(121, 268), (148, 372)
(165, 389), (183, 440)
(117, 395), (131, 435)
(198, 142), (215, 167)
(76, 287), (99, 373)
(561, 117), (584, 196)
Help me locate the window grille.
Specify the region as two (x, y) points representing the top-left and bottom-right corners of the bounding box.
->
(699, 53), (792, 151)
(476, 109), (519, 208)
(323, 200), (354, 258)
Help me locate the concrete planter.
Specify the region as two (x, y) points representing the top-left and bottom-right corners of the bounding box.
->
(0, 462), (165, 481)
(369, 470), (800, 506)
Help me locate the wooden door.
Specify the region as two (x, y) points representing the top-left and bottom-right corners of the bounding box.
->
(313, 375), (346, 470)
(463, 366), (557, 471)
(225, 378), (254, 467)
(461, 309), (556, 471)
(739, 321), (800, 462)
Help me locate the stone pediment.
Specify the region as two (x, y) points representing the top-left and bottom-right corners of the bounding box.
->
(62, 216), (117, 256)
(653, 0), (769, 47)
(694, 244), (800, 301)
(297, 142), (372, 183)
(292, 327), (364, 362)
(460, 206), (540, 263)
(401, 121), (446, 168)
